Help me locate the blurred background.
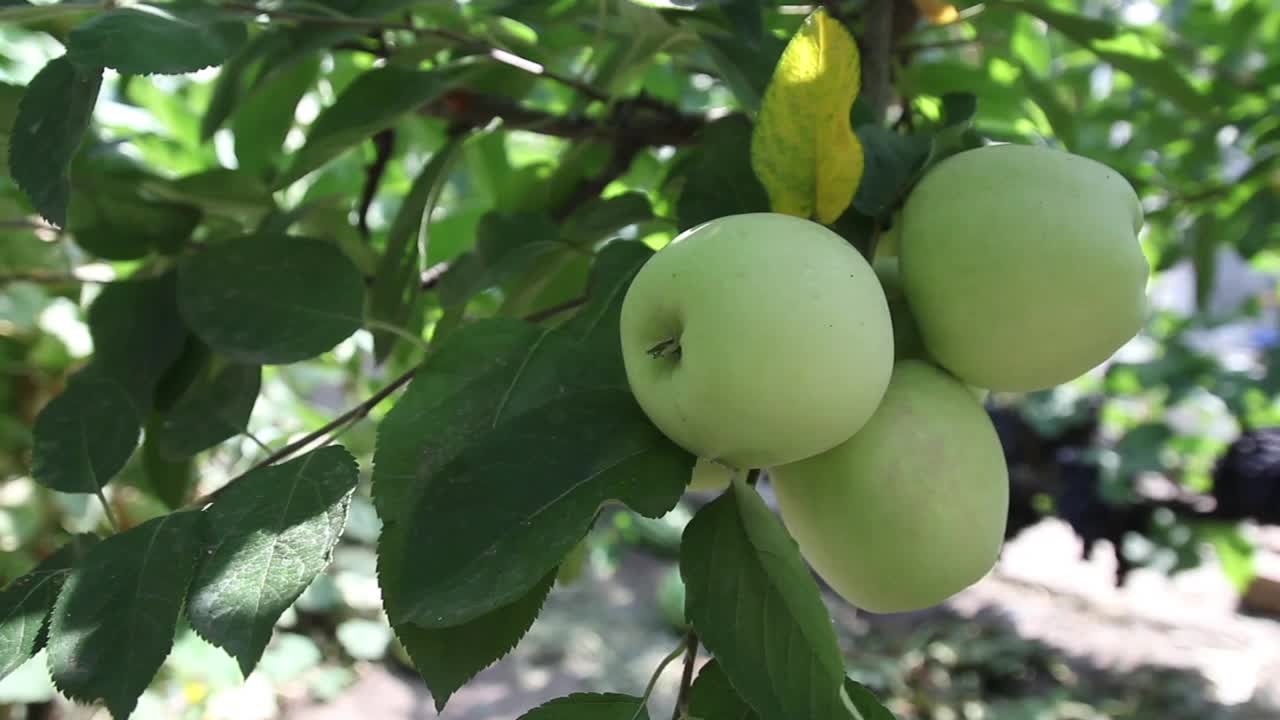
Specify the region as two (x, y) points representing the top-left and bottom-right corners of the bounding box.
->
(3, 0), (1280, 718)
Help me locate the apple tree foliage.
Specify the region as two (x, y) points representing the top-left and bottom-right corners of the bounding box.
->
(0, 0), (1277, 717)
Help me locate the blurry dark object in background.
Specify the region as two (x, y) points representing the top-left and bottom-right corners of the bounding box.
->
(1211, 427), (1280, 524)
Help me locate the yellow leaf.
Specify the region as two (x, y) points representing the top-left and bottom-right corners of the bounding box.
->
(750, 9), (864, 225)
(914, 0), (960, 24)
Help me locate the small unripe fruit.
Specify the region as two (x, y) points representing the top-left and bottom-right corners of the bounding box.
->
(620, 212), (894, 469)
(770, 360), (1009, 613)
(899, 144), (1149, 392)
(688, 458), (733, 493)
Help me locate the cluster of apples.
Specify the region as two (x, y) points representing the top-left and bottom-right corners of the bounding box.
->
(620, 144), (1150, 613)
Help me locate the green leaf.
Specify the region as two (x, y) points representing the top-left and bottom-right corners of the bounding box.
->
(48, 511), (203, 720)
(67, 5), (248, 76)
(0, 536), (97, 680)
(87, 272), (188, 407)
(697, 30), (785, 112)
(69, 190), (202, 260)
(187, 446), (358, 676)
(0, 1), (96, 25)
(139, 425), (196, 509)
(851, 126), (932, 218)
(373, 242), (692, 627)
(988, 0), (1116, 42)
(178, 234), (365, 364)
(844, 680), (898, 720)
(394, 389), (689, 628)
(437, 211), (564, 313)
(370, 135), (465, 363)
(561, 192), (654, 246)
(388, 568), (555, 711)
(278, 65), (460, 187)
(231, 54), (321, 180)
(31, 370), (141, 494)
(8, 56), (102, 227)
(1086, 41), (1205, 114)
(680, 481), (848, 720)
(516, 693), (650, 719)
(153, 360), (261, 459)
(689, 659), (760, 720)
(673, 115), (771, 231)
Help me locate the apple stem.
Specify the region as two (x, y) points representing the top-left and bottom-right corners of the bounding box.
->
(647, 337), (682, 360)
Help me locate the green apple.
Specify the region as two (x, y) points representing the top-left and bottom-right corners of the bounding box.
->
(688, 457), (733, 493)
(873, 257), (925, 362)
(899, 144), (1149, 392)
(770, 360), (1009, 613)
(874, 258), (989, 401)
(620, 212), (894, 469)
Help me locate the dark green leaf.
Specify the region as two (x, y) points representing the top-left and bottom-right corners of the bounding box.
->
(388, 566), (555, 711)
(188, 446), (358, 676)
(674, 115), (771, 230)
(698, 30), (785, 112)
(48, 511), (203, 720)
(8, 56), (102, 227)
(140, 427), (197, 509)
(437, 211), (564, 312)
(153, 360), (261, 458)
(0, 536), (97, 680)
(852, 126), (932, 218)
(370, 135), (465, 363)
(87, 272), (188, 407)
(31, 370), (141, 494)
(394, 389), (689, 628)
(374, 242), (692, 627)
(516, 693), (650, 720)
(844, 680), (897, 720)
(561, 192), (654, 246)
(680, 482), (848, 720)
(67, 5), (248, 75)
(178, 234), (365, 364)
(231, 54), (321, 180)
(689, 659), (759, 720)
(69, 190), (202, 260)
(278, 65), (460, 187)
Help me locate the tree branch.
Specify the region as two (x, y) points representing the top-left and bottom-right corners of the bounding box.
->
(671, 629), (699, 720)
(220, 2), (640, 108)
(423, 90), (709, 147)
(860, 0), (898, 121)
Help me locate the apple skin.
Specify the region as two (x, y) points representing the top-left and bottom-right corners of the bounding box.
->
(688, 458), (733, 493)
(874, 258), (989, 401)
(770, 360), (1009, 613)
(873, 257), (925, 362)
(899, 144), (1149, 392)
(619, 212), (894, 469)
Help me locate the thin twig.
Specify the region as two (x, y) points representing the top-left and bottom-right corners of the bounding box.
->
(633, 641), (689, 720)
(94, 486), (119, 533)
(0, 271), (112, 286)
(523, 296), (587, 324)
(357, 127), (396, 239)
(248, 366), (417, 473)
(671, 630), (699, 720)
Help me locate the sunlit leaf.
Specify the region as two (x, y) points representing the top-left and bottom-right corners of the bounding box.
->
(751, 8), (864, 224)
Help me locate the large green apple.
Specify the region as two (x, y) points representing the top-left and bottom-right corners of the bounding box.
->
(770, 360), (1009, 613)
(899, 144), (1149, 392)
(619, 212), (894, 469)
